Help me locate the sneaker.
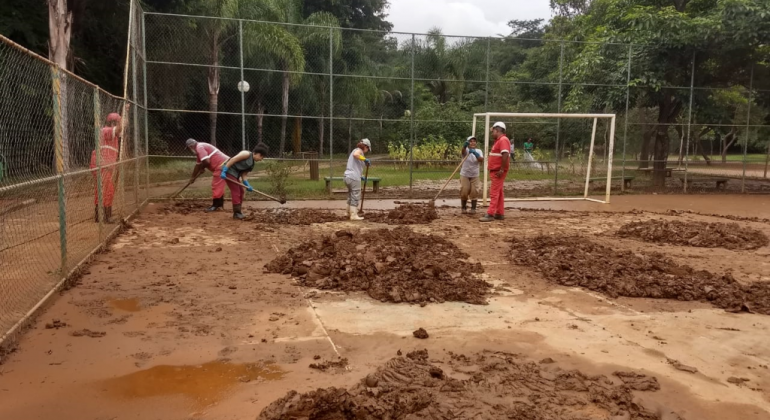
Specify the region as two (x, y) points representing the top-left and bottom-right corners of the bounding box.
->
(205, 206), (222, 212)
(479, 214), (495, 222)
(494, 214), (505, 220)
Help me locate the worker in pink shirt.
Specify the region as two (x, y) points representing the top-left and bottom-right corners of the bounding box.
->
(185, 138), (242, 217)
(480, 122), (511, 222)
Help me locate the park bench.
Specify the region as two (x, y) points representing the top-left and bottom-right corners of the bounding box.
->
(325, 176), (381, 193)
(588, 176), (635, 189)
(678, 177), (729, 189)
(636, 167), (685, 178)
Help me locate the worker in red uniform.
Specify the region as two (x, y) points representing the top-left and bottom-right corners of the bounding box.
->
(89, 112), (122, 223)
(186, 138), (243, 217)
(479, 121), (511, 222)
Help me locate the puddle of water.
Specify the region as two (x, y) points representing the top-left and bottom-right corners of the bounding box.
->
(109, 298), (141, 312)
(103, 361), (285, 407)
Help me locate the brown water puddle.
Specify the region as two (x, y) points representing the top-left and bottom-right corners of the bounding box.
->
(103, 361), (285, 407)
(108, 298), (141, 312)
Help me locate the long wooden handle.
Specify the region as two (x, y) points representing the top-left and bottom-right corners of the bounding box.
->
(171, 170), (203, 198)
(433, 153), (470, 202)
(224, 176), (284, 203)
(359, 165), (370, 212)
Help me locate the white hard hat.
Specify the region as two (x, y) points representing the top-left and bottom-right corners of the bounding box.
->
(492, 121), (506, 131)
(467, 136), (476, 142)
(361, 138), (372, 148)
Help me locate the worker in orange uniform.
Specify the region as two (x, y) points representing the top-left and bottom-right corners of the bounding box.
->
(90, 112), (123, 223)
(479, 122), (511, 222)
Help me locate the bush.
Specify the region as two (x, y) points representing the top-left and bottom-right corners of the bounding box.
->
(387, 135), (462, 168)
(265, 161), (292, 199)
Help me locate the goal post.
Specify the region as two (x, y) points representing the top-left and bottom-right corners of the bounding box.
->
(472, 112), (616, 205)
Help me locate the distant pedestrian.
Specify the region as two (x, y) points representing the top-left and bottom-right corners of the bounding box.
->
(479, 122), (511, 222)
(89, 111), (123, 223)
(343, 138), (371, 221)
(523, 138), (534, 156)
(460, 136), (484, 214)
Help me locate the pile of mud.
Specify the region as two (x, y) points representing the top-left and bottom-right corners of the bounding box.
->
(364, 203), (439, 225)
(511, 235), (770, 315)
(244, 209), (346, 225)
(617, 219), (769, 250)
(265, 227), (489, 305)
(163, 201), (203, 215)
(258, 349), (676, 420)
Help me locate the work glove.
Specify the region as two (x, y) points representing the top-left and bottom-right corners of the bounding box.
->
(364, 158), (371, 167)
(361, 177), (368, 182)
(470, 150), (481, 158)
(463, 141), (470, 148)
(220, 167), (229, 179)
(243, 180), (254, 192)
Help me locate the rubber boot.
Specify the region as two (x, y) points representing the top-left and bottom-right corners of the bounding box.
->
(232, 204), (244, 220)
(479, 214), (495, 222)
(206, 197), (224, 212)
(470, 200), (477, 214)
(461, 200), (468, 214)
(104, 206), (113, 224)
(494, 214), (505, 220)
(94, 205), (99, 223)
(349, 205), (364, 221)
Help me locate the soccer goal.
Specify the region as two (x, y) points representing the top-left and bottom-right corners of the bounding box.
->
(472, 112), (617, 205)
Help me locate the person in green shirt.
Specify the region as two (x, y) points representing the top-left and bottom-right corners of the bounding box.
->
(523, 138), (534, 154)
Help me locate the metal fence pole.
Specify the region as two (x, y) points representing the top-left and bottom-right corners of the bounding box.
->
(408, 33), (416, 191)
(484, 37), (491, 111)
(142, 11), (149, 195)
(742, 64), (753, 193)
(620, 45), (632, 193)
(131, 35), (140, 207)
(93, 88), (103, 239)
(682, 52), (696, 194)
(553, 42), (564, 195)
(51, 65), (67, 273)
(328, 27), (334, 181)
(239, 20), (246, 151)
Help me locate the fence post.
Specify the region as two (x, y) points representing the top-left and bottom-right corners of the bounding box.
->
(682, 52), (696, 194)
(51, 65), (67, 273)
(484, 37), (491, 111)
(328, 27), (334, 181)
(553, 42), (564, 196)
(93, 88), (103, 240)
(620, 45), (632, 193)
(131, 33), (140, 207)
(239, 19), (246, 151)
(742, 64), (753, 193)
(142, 10), (150, 196)
(408, 33), (416, 191)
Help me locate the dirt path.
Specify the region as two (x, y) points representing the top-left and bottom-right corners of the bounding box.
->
(0, 203), (769, 419)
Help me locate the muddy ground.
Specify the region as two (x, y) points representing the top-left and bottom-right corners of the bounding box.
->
(617, 219), (769, 250)
(1, 201), (770, 420)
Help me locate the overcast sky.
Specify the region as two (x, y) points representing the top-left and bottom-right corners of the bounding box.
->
(387, 0), (553, 37)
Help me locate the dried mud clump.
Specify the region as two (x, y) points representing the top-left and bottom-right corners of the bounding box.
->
(511, 235), (770, 315)
(617, 219), (769, 250)
(163, 201), (203, 215)
(243, 209), (346, 225)
(265, 227), (489, 305)
(365, 204), (439, 225)
(258, 350), (675, 420)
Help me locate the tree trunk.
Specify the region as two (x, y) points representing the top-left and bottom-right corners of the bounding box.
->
(675, 124), (685, 165)
(652, 92), (682, 187)
(318, 83), (325, 155)
(347, 104), (353, 152)
(721, 128), (738, 163)
(256, 102), (264, 145)
(694, 126), (712, 165)
(292, 116), (302, 156)
(638, 125), (656, 169)
(279, 70), (290, 156)
(207, 31), (221, 147)
(48, 0), (72, 172)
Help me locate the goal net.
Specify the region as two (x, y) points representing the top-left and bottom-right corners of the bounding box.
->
(472, 112), (617, 205)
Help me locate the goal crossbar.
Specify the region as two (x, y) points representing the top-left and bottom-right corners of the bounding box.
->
(472, 112), (617, 205)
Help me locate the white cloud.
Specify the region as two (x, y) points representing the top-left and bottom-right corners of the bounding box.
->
(387, 0), (552, 38)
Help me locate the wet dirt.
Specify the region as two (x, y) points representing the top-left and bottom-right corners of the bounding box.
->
(363, 203), (439, 225)
(308, 358), (349, 372)
(510, 235), (770, 315)
(265, 227), (490, 305)
(104, 361), (285, 408)
(258, 349), (675, 420)
(108, 297), (142, 312)
(244, 209), (347, 225)
(617, 219), (769, 250)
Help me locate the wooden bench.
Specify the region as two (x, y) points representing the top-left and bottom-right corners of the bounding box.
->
(324, 177), (381, 193)
(678, 177), (729, 189)
(588, 176), (635, 189)
(636, 167), (685, 178)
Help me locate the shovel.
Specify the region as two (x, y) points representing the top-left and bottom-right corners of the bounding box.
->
(224, 176), (287, 204)
(359, 165), (370, 215)
(428, 153), (469, 207)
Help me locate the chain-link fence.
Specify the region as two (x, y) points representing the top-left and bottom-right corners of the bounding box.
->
(0, 1), (148, 346)
(142, 13), (770, 199)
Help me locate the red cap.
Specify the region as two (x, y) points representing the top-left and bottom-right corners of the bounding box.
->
(106, 113), (121, 122)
